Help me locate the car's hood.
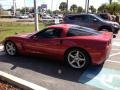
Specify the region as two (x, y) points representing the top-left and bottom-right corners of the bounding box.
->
(105, 20), (119, 25)
(15, 32), (35, 38)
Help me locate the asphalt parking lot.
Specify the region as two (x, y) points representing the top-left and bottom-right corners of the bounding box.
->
(0, 33), (120, 90)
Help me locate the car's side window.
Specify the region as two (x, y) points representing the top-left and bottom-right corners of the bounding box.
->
(69, 16), (77, 20)
(69, 15), (81, 21)
(80, 15), (89, 22)
(67, 28), (93, 36)
(35, 28), (62, 38)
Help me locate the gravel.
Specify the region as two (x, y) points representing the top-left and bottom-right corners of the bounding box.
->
(0, 80), (21, 90)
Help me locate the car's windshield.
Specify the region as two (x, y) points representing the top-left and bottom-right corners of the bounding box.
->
(71, 25), (101, 34)
(92, 14), (105, 21)
(67, 25), (101, 36)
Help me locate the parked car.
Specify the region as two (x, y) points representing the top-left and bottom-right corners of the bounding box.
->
(18, 14), (29, 19)
(3, 24), (112, 69)
(63, 14), (120, 34)
(42, 14), (53, 19)
(52, 14), (63, 19)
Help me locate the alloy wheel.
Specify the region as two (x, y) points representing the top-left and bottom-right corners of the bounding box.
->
(5, 41), (16, 56)
(67, 50), (86, 69)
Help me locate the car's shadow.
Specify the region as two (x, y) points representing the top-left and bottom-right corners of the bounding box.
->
(0, 51), (103, 83)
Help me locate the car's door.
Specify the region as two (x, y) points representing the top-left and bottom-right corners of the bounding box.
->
(87, 15), (101, 30)
(23, 27), (64, 56)
(75, 15), (90, 28)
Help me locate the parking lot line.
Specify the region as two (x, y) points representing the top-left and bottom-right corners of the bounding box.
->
(109, 52), (120, 57)
(112, 48), (120, 51)
(112, 41), (120, 47)
(79, 67), (120, 90)
(106, 60), (120, 64)
(0, 71), (48, 90)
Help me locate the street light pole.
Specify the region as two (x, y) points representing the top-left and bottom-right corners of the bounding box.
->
(24, 0), (26, 14)
(87, 0), (89, 13)
(66, 0), (68, 14)
(85, 0), (87, 13)
(51, 0), (53, 11)
(34, 0), (39, 32)
(13, 0), (16, 16)
(85, 0), (89, 13)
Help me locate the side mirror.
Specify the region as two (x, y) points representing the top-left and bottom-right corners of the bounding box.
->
(30, 35), (39, 40)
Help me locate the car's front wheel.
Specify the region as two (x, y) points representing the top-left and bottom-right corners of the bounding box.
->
(5, 41), (17, 56)
(65, 48), (90, 69)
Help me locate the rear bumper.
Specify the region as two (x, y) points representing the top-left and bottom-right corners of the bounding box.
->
(90, 43), (112, 65)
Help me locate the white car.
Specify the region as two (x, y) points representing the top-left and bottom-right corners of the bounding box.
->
(18, 15), (29, 19)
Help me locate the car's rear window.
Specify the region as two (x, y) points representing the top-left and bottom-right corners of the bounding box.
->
(67, 25), (101, 36)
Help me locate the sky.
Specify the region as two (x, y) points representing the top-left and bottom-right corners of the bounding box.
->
(0, 0), (119, 10)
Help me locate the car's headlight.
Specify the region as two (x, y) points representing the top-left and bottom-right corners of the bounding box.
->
(112, 24), (119, 28)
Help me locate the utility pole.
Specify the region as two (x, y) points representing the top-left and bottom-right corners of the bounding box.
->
(66, 0), (68, 14)
(34, 0), (39, 32)
(109, 0), (112, 4)
(51, 0), (53, 11)
(85, 0), (88, 13)
(87, 0), (89, 13)
(24, 0), (26, 14)
(13, 0), (16, 16)
(85, 0), (89, 13)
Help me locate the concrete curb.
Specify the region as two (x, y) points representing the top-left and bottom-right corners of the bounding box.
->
(0, 71), (48, 90)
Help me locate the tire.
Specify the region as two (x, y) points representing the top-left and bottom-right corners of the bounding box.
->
(99, 27), (112, 32)
(100, 28), (109, 32)
(65, 48), (90, 69)
(4, 41), (17, 56)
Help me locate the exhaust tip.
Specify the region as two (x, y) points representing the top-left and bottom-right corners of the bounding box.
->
(113, 35), (116, 38)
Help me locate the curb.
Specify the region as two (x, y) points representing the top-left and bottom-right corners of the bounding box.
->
(0, 45), (48, 90)
(0, 71), (48, 90)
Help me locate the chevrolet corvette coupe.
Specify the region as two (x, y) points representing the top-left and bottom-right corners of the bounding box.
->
(3, 24), (112, 69)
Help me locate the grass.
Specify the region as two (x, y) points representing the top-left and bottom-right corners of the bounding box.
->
(0, 22), (46, 42)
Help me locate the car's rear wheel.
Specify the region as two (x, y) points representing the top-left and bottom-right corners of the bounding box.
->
(100, 28), (109, 31)
(65, 48), (90, 69)
(5, 41), (17, 56)
(99, 27), (112, 32)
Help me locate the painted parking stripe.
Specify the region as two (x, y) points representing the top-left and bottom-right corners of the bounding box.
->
(112, 41), (120, 47)
(0, 71), (48, 90)
(106, 60), (120, 64)
(79, 67), (120, 90)
(109, 52), (120, 57)
(112, 48), (120, 51)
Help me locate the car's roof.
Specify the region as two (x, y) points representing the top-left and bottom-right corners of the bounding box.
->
(65, 13), (95, 16)
(48, 24), (79, 30)
(48, 24), (102, 35)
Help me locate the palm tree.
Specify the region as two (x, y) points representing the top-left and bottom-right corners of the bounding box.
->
(77, 6), (83, 13)
(59, 2), (67, 12)
(70, 4), (77, 13)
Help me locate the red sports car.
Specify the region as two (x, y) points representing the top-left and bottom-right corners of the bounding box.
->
(3, 24), (112, 69)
